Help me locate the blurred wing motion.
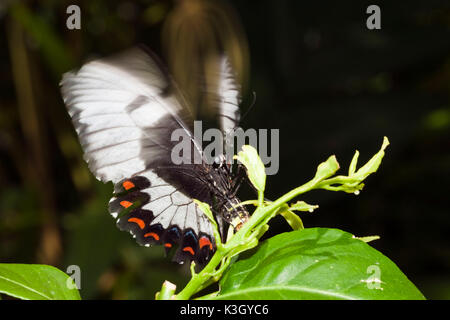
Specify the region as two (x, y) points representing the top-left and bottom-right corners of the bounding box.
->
(205, 55), (242, 135)
(60, 48), (244, 265)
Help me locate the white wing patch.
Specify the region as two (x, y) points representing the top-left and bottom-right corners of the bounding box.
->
(151, 205), (178, 227)
(171, 191), (192, 206)
(60, 48), (195, 184)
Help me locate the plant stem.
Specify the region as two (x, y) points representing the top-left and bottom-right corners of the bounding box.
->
(156, 281), (177, 300)
(175, 247), (224, 299)
(258, 190), (264, 207)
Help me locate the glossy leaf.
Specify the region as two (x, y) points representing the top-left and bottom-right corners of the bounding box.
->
(0, 264), (81, 300)
(215, 228), (425, 300)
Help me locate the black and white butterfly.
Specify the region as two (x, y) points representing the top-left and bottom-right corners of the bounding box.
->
(60, 47), (249, 266)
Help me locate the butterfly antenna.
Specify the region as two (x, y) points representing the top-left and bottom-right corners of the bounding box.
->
(239, 91), (257, 124)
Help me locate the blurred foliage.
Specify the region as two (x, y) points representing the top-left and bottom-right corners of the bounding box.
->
(0, 0), (449, 299)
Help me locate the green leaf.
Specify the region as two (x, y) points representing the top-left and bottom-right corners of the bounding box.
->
(354, 235), (380, 243)
(348, 150), (359, 176)
(278, 201), (319, 231)
(194, 199), (222, 244)
(0, 264), (81, 300)
(278, 208), (304, 231)
(289, 201), (319, 213)
(215, 228), (425, 300)
(353, 136), (389, 181)
(314, 156), (340, 181)
(234, 145), (266, 193)
(193, 199), (215, 224)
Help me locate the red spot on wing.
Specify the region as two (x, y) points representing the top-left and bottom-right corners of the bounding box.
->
(199, 237), (213, 250)
(120, 200), (133, 208)
(128, 217), (145, 229)
(144, 232), (160, 241)
(123, 180), (135, 190)
(182, 246), (195, 255)
(164, 243), (172, 248)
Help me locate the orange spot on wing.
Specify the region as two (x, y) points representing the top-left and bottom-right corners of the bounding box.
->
(144, 232), (160, 240)
(128, 217), (145, 229)
(164, 243), (172, 248)
(182, 246), (195, 255)
(122, 180), (135, 190)
(199, 237), (213, 250)
(120, 200), (133, 208)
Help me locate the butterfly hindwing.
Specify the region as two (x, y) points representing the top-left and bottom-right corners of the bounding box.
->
(109, 170), (216, 264)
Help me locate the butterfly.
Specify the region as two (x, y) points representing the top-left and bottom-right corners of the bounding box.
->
(60, 47), (249, 266)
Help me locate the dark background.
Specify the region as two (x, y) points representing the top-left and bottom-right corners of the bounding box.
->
(0, 0), (449, 299)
